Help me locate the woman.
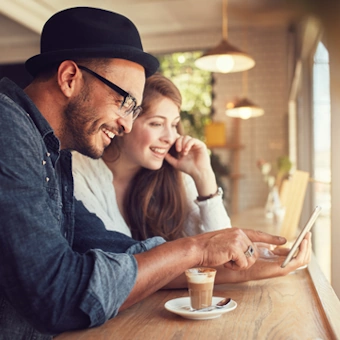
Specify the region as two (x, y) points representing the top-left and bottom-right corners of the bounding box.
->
(72, 73), (231, 241)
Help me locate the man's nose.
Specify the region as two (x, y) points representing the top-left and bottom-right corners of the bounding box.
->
(116, 114), (133, 134)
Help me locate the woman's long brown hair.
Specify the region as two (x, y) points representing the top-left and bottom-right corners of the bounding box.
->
(107, 73), (189, 241)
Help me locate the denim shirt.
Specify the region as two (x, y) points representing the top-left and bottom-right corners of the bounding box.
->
(0, 78), (165, 339)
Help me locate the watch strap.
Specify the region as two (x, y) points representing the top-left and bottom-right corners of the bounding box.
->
(196, 187), (223, 202)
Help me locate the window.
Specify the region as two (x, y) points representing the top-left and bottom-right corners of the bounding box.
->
(312, 41), (331, 281)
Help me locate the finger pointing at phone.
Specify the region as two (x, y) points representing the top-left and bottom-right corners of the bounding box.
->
(195, 228), (287, 270)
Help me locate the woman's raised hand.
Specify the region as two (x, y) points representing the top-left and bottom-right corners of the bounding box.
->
(164, 135), (211, 176)
(165, 135), (219, 197)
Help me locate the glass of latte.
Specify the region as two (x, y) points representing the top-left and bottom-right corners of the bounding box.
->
(185, 268), (217, 310)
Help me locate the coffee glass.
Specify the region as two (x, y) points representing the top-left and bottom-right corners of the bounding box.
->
(185, 267), (217, 310)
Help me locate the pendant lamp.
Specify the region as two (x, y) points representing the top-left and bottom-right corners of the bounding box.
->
(225, 13), (264, 121)
(195, 0), (255, 73)
(226, 97), (264, 119)
(226, 66), (264, 119)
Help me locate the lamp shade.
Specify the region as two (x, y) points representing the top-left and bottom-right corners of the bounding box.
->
(195, 39), (255, 73)
(226, 97), (264, 120)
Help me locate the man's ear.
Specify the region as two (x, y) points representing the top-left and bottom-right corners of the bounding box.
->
(57, 60), (81, 98)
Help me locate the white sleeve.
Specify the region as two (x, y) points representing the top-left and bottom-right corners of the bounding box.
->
(72, 152), (132, 237)
(183, 173), (232, 236)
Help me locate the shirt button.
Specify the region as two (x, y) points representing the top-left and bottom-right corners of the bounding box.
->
(46, 152), (51, 157)
(45, 177), (50, 182)
(42, 160), (46, 165)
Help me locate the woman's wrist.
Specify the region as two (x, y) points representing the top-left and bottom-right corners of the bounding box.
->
(196, 187), (223, 202)
(192, 169), (218, 195)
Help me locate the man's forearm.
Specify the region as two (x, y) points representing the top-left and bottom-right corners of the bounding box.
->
(120, 237), (198, 310)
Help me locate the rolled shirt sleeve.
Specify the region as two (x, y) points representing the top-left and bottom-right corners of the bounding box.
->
(81, 233), (165, 326)
(182, 173), (232, 236)
(79, 250), (138, 326)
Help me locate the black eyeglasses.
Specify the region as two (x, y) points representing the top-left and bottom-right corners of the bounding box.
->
(78, 65), (142, 120)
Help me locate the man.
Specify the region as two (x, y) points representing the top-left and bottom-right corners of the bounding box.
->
(0, 7), (309, 340)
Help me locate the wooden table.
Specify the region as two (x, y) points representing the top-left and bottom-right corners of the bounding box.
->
(56, 209), (340, 340)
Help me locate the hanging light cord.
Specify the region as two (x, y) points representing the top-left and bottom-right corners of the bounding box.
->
(222, 0), (228, 40)
(243, 1), (249, 97)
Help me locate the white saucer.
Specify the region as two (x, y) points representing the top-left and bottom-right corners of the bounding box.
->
(164, 296), (237, 320)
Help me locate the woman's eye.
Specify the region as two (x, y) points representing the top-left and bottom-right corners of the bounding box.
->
(150, 122), (162, 127)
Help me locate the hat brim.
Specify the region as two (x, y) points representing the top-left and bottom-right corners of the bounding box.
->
(25, 45), (159, 78)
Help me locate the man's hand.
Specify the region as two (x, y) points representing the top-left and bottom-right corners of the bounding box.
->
(193, 228), (286, 270)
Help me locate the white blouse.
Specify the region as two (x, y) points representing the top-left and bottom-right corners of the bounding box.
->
(72, 152), (231, 237)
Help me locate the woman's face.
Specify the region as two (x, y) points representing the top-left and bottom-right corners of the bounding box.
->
(119, 96), (180, 170)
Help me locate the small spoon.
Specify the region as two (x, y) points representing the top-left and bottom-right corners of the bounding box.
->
(191, 297), (232, 312)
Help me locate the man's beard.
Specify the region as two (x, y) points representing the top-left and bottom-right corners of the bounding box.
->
(61, 87), (105, 159)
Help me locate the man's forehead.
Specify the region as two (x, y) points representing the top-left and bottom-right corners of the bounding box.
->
(108, 59), (146, 102)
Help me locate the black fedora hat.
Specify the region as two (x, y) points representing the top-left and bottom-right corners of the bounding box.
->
(25, 7), (159, 77)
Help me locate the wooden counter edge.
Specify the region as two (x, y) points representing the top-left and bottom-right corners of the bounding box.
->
(308, 253), (340, 339)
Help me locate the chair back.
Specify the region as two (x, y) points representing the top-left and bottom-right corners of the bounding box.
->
(279, 170), (310, 241)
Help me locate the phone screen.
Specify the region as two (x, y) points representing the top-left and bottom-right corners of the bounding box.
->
(281, 206), (322, 268)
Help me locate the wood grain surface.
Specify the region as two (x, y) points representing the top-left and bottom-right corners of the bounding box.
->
(56, 265), (338, 340)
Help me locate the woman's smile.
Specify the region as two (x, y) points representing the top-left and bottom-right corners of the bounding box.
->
(150, 147), (168, 157)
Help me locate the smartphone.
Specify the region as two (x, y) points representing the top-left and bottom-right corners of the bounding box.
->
(281, 206), (322, 268)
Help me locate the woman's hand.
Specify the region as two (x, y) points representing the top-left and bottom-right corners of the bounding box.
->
(165, 135), (210, 175)
(165, 135), (218, 196)
(256, 232), (311, 265)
